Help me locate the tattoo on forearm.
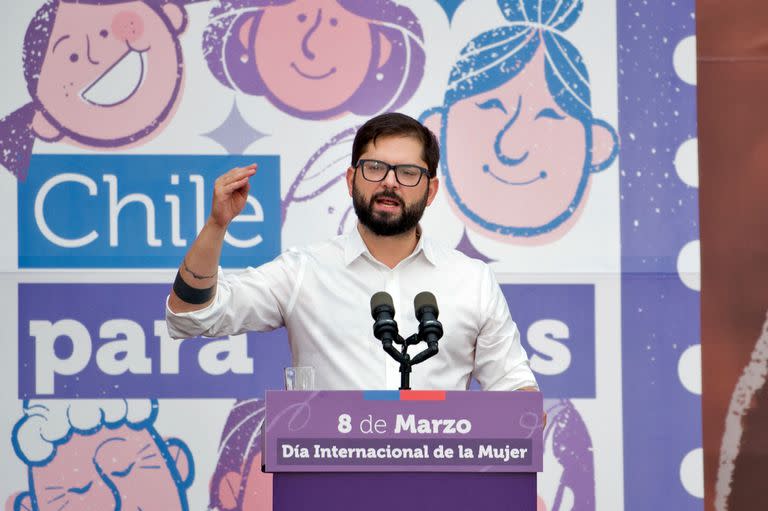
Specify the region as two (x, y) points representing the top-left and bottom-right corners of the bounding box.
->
(183, 259), (217, 280)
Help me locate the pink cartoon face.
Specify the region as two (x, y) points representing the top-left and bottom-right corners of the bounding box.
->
(216, 452), (272, 511)
(33, 1), (186, 145)
(240, 452), (272, 511)
(249, 0), (383, 114)
(23, 426), (191, 511)
(441, 49), (585, 232)
(425, 48), (616, 240)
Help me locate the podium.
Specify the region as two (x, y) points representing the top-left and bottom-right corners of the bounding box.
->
(263, 390), (543, 511)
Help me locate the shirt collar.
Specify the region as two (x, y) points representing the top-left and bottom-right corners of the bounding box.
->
(343, 225), (369, 265)
(343, 224), (438, 267)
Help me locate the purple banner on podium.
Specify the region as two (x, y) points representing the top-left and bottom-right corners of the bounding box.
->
(264, 390), (543, 473)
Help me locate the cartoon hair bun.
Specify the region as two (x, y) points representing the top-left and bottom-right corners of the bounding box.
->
(497, 0), (583, 32)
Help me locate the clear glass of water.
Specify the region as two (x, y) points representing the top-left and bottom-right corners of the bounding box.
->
(284, 366), (315, 390)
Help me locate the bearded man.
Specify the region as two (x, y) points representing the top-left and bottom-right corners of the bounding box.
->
(166, 112), (537, 392)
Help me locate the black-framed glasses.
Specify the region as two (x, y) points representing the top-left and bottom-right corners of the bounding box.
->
(356, 159), (430, 187)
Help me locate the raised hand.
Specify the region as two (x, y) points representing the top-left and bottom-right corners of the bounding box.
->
(210, 164), (257, 229)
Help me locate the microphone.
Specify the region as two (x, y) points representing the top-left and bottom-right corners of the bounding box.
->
(411, 291), (443, 364)
(370, 292), (399, 353)
(370, 291), (443, 389)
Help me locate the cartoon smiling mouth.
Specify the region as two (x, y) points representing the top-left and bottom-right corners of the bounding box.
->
(290, 62), (337, 80)
(81, 49), (147, 107)
(482, 164), (547, 186)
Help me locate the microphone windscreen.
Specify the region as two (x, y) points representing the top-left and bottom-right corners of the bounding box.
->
(371, 291), (395, 316)
(414, 291), (438, 317)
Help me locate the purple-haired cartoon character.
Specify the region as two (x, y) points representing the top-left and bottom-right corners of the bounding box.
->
(202, 0), (425, 120)
(210, 399), (271, 511)
(0, 0), (189, 179)
(10, 399), (194, 511)
(541, 399), (595, 510)
(281, 124), (359, 236)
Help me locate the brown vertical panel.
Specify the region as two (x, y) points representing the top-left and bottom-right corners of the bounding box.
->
(698, 1), (768, 509)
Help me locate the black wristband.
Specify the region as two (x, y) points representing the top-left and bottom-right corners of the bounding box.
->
(173, 271), (215, 305)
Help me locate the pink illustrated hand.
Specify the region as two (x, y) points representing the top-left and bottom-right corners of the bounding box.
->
(210, 164), (257, 229)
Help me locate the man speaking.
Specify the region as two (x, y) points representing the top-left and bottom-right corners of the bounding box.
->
(166, 113), (538, 392)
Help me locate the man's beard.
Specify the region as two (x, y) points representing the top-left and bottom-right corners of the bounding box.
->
(352, 180), (428, 236)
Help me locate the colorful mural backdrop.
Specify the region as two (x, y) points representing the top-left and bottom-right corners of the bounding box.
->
(0, 1), (701, 510)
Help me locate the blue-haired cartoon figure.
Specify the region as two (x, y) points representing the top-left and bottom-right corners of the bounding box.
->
(0, 0), (192, 180)
(422, 0), (618, 243)
(202, 0), (424, 120)
(10, 399), (194, 511)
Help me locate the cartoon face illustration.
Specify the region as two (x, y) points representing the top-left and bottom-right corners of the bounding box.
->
(0, 0), (189, 179)
(11, 400), (194, 511)
(438, 48), (599, 233)
(210, 399), (272, 511)
(22, 426), (191, 511)
(203, 0), (424, 119)
(32, 0), (187, 146)
(422, 0), (618, 242)
(252, 0), (376, 113)
(215, 452), (272, 511)
(540, 399), (595, 511)
(281, 125), (359, 244)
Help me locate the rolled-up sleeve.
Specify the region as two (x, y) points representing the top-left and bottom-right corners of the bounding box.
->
(165, 250), (304, 339)
(473, 266), (539, 391)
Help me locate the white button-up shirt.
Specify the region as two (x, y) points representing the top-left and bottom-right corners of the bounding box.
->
(166, 227), (537, 391)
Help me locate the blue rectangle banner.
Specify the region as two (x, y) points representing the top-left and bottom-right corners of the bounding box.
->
(18, 154), (281, 268)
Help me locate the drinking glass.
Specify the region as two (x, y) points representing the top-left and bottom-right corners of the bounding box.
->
(284, 366), (315, 390)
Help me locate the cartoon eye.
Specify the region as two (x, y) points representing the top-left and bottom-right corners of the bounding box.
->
(297, 13), (307, 22)
(111, 462), (135, 478)
(99, 29), (108, 38)
(475, 98), (507, 114)
(68, 481), (93, 495)
(69, 53), (79, 63)
(329, 17), (338, 27)
(535, 108), (566, 120)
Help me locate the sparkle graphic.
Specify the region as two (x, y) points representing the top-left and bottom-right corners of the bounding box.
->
(455, 229), (495, 263)
(202, 100), (268, 154)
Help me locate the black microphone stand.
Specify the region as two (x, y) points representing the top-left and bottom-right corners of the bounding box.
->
(370, 291), (443, 390)
(374, 332), (440, 391)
